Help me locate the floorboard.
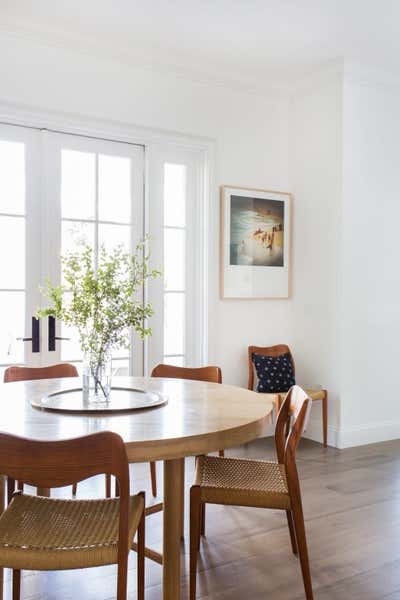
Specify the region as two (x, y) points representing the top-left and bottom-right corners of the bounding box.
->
(4, 436), (400, 599)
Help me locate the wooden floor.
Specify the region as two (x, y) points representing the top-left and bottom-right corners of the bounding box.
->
(3, 436), (400, 599)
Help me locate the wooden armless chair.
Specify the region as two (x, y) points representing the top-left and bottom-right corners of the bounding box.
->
(248, 345), (328, 448)
(150, 364), (223, 527)
(0, 431), (145, 600)
(190, 385), (314, 600)
(3, 363), (79, 501)
(151, 363), (224, 462)
(3, 363), (78, 383)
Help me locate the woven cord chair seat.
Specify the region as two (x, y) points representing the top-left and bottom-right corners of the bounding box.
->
(275, 388), (324, 401)
(194, 455), (291, 510)
(0, 493), (144, 571)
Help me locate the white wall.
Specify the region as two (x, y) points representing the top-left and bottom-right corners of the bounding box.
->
(0, 34), (291, 387)
(289, 71), (343, 445)
(4, 37), (397, 449)
(339, 68), (400, 446)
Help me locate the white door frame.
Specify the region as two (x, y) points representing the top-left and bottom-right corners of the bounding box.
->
(0, 100), (214, 372)
(42, 130), (145, 374)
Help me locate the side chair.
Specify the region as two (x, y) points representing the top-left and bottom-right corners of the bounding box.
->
(149, 364), (224, 531)
(4, 363), (79, 501)
(248, 344), (328, 447)
(190, 385), (314, 600)
(3, 363), (78, 383)
(0, 431), (145, 600)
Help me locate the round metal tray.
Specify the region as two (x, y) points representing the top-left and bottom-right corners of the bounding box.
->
(31, 387), (168, 414)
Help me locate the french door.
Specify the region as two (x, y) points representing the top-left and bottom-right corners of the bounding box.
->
(0, 123), (144, 377)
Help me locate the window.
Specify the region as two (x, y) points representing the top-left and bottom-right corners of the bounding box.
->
(0, 139), (26, 366)
(163, 164), (187, 366)
(146, 147), (206, 371)
(55, 139), (142, 377)
(0, 120), (207, 377)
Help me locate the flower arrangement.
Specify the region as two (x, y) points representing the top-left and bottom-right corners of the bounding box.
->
(37, 240), (159, 400)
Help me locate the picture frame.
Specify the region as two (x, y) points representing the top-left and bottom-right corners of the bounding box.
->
(220, 185), (291, 299)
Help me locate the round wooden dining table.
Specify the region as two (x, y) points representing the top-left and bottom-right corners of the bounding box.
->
(0, 376), (274, 599)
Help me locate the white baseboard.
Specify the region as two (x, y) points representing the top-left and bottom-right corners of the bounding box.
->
(335, 421), (400, 449)
(258, 414), (400, 450)
(303, 420), (339, 448)
(304, 419), (400, 449)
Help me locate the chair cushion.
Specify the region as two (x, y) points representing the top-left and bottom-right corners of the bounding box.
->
(0, 493), (144, 571)
(252, 352), (295, 393)
(194, 455), (291, 510)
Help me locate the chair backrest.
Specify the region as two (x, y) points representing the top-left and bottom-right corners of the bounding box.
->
(274, 385), (312, 469)
(247, 344), (295, 390)
(0, 430), (128, 489)
(4, 363), (78, 383)
(0, 430), (131, 565)
(151, 363), (222, 384)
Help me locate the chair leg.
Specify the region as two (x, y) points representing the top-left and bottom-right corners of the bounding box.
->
(72, 483), (78, 496)
(7, 477), (15, 505)
(218, 449), (224, 457)
(116, 550), (129, 600)
(105, 473), (112, 498)
(286, 510), (298, 555)
(291, 503), (313, 600)
(275, 394), (282, 422)
(137, 491), (145, 600)
(200, 502), (205, 537)
(150, 462), (157, 497)
(190, 486), (201, 600)
(322, 391), (328, 448)
(12, 569), (21, 600)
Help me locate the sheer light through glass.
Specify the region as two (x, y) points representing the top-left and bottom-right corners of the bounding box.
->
(98, 154), (131, 223)
(164, 228), (185, 291)
(0, 217), (25, 289)
(164, 163), (186, 227)
(61, 150), (95, 220)
(0, 140), (25, 215)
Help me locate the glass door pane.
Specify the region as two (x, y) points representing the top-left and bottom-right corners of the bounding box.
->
(146, 147), (205, 372)
(0, 124), (41, 374)
(42, 132), (144, 375)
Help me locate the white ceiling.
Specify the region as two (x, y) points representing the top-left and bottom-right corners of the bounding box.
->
(1, 0), (399, 90)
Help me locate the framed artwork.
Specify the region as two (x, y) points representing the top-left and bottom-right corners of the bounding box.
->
(220, 185), (291, 298)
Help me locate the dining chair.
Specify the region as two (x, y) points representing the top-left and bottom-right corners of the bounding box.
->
(3, 363), (78, 383)
(0, 431), (145, 600)
(151, 363), (224, 460)
(248, 344), (328, 447)
(190, 385), (314, 600)
(3, 363), (79, 501)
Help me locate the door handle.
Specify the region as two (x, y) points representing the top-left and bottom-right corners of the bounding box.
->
(17, 317), (40, 353)
(48, 316), (70, 351)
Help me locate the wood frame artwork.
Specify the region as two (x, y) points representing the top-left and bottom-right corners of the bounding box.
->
(220, 185), (291, 298)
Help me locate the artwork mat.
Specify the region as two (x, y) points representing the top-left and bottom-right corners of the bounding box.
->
(220, 185), (292, 299)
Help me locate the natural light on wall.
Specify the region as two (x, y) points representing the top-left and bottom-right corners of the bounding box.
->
(163, 163), (187, 367)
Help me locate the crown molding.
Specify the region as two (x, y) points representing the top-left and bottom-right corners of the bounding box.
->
(288, 59), (345, 97)
(0, 18), (290, 99)
(343, 60), (400, 92)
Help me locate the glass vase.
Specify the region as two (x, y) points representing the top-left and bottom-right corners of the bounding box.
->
(82, 348), (112, 403)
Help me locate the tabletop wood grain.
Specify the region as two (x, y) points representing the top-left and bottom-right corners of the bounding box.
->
(0, 376), (274, 462)
(0, 375), (274, 600)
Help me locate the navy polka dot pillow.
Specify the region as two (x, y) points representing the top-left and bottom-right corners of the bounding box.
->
(252, 352), (295, 393)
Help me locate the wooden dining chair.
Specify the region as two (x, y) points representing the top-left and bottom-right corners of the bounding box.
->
(248, 344), (328, 447)
(151, 363), (224, 460)
(190, 385), (314, 600)
(3, 363), (79, 501)
(0, 431), (145, 600)
(3, 363), (78, 383)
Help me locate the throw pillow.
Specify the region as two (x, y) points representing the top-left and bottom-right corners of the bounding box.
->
(252, 352), (295, 393)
